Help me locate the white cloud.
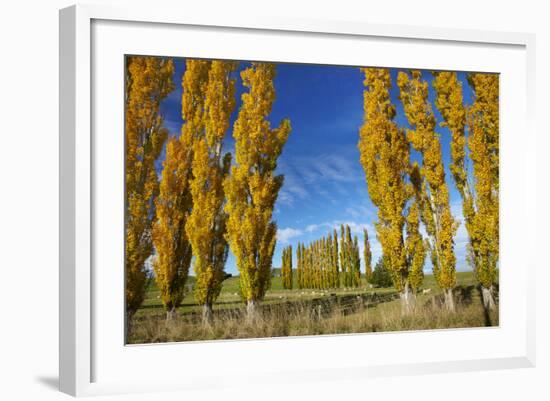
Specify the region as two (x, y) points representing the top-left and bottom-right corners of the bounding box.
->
(304, 220), (373, 236)
(305, 223), (324, 233)
(276, 150), (365, 207)
(277, 190), (296, 207)
(344, 204), (375, 219)
(276, 161), (310, 207)
(276, 227), (303, 244)
(300, 153), (362, 185)
(344, 221), (371, 235)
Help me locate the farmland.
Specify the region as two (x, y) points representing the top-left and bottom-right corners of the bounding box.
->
(127, 270), (499, 344)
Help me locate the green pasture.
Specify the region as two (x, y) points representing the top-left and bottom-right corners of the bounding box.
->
(137, 270), (481, 316)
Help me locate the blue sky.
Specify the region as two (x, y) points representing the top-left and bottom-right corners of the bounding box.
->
(158, 59), (475, 276)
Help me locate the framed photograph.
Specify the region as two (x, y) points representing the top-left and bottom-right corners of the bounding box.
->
(59, 4), (536, 397)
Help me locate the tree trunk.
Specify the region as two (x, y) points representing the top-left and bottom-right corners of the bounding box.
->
(400, 283), (415, 314)
(444, 288), (455, 312)
(202, 303), (213, 326)
(481, 285), (496, 310)
(166, 307), (177, 321)
(246, 300), (259, 324)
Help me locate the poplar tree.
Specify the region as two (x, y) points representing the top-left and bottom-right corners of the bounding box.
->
(352, 235), (361, 287)
(304, 244), (311, 288)
(316, 240), (321, 289)
(125, 56), (174, 320)
(358, 68), (415, 312)
(309, 242), (313, 289)
(323, 236), (330, 289)
(339, 225), (349, 287)
(313, 241), (320, 289)
(318, 239), (324, 289)
(308, 244), (313, 288)
(302, 244), (308, 288)
(332, 229), (340, 287)
(363, 228), (373, 281)
(433, 72), (499, 309)
(153, 137), (192, 320)
(321, 239), (326, 289)
(327, 232), (339, 288)
(152, 59), (207, 320)
(397, 70), (457, 311)
(224, 63), (292, 320)
(296, 242), (304, 289)
(338, 225), (360, 288)
(467, 73), (499, 309)
(300, 243), (306, 289)
(186, 60), (237, 325)
(282, 245), (293, 289)
(327, 236), (332, 289)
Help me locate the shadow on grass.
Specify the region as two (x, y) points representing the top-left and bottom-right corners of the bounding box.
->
(455, 285), (475, 306)
(429, 285), (476, 309)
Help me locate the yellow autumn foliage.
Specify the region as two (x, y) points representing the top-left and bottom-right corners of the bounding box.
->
(125, 56), (174, 317)
(186, 60), (237, 322)
(405, 200), (426, 292)
(152, 137), (193, 317)
(281, 245), (293, 290)
(358, 68), (428, 311)
(397, 70), (457, 309)
(152, 59), (212, 318)
(433, 71), (499, 309)
(224, 63), (291, 316)
(467, 73), (499, 297)
(358, 68), (410, 294)
(363, 228), (372, 281)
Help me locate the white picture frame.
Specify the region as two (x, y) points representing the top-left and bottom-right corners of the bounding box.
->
(59, 3), (536, 397)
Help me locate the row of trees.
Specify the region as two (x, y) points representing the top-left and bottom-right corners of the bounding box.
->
(125, 57), (291, 325)
(296, 231), (339, 290)
(434, 72), (499, 310)
(125, 58), (498, 327)
(358, 68), (499, 312)
(287, 225), (370, 290)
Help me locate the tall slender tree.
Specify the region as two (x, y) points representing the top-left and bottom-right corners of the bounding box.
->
(282, 245), (293, 289)
(224, 63), (291, 321)
(352, 235), (361, 287)
(185, 60), (237, 325)
(125, 56), (174, 321)
(339, 225), (349, 287)
(296, 242), (304, 289)
(433, 72), (499, 309)
(358, 68), (415, 312)
(363, 228), (373, 281)
(338, 225), (360, 288)
(304, 244), (311, 288)
(397, 70), (457, 311)
(332, 229), (340, 288)
(153, 59), (209, 320)
(152, 137), (193, 320)
(467, 73), (499, 310)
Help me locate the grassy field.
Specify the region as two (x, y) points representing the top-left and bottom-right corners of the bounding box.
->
(139, 273), (396, 313)
(128, 270), (498, 344)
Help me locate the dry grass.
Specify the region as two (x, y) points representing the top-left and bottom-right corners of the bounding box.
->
(127, 285), (498, 344)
